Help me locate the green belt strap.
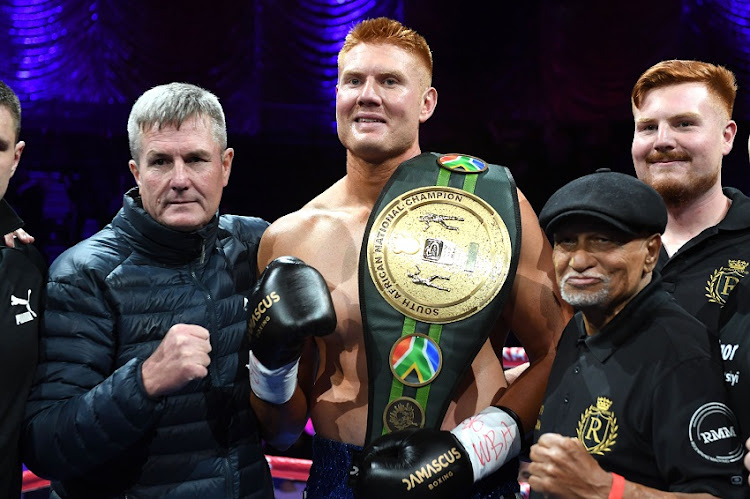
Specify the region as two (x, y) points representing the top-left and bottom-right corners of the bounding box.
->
(382, 165), (477, 434)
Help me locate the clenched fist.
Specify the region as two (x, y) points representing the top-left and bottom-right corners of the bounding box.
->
(141, 324), (212, 398)
(528, 433), (612, 497)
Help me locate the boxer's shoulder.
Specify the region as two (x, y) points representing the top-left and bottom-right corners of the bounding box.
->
(268, 204), (348, 238)
(258, 205), (351, 267)
(279, 180), (369, 236)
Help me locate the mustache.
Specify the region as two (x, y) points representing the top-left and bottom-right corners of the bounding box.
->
(645, 151), (691, 163)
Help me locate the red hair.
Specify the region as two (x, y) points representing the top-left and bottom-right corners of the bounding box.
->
(338, 17), (433, 84)
(631, 59), (737, 117)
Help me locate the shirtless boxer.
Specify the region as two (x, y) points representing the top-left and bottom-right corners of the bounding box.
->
(248, 17), (570, 499)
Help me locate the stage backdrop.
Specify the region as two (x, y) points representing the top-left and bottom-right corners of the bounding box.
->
(1, 0), (749, 263)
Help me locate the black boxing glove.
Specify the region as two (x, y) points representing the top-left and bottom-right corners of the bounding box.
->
(350, 428), (472, 498)
(349, 406), (523, 498)
(247, 256), (336, 404)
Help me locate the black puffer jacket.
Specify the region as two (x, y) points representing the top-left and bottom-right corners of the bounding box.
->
(22, 189), (273, 498)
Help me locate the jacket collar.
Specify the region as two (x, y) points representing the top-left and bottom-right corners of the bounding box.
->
(580, 272), (670, 363)
(0, 198), (23, 238)
(113, 188), (219, 265)
(658, 187), (750, 265)
(719, 187), (750, 231)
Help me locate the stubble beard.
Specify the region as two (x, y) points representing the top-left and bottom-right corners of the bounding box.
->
(641, 153), (720, 208)
(650, 172), (719, 208)
(560, 274), (611, 310)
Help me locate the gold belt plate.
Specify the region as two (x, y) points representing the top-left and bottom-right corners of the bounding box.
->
(367, 186), (512, 324)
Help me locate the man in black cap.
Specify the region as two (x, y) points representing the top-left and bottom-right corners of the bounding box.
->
(527, 170), (745, 498)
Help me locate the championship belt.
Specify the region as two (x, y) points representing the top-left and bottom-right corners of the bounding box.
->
(359, 152), (521, 443)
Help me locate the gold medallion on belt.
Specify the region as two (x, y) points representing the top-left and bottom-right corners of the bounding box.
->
(383, 396), (426, 433)
(367, 186), (512, 324)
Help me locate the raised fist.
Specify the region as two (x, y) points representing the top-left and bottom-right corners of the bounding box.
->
(141, 324), (211, 398)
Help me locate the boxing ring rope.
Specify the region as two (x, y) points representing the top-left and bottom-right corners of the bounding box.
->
(266, 455), (313, 482)
(501, 346), (529, 369)
(21, 456), (314, 493)
(21, 347), (530, 494)
(21, 469), (49, 492)
(23, 461), (532, 496)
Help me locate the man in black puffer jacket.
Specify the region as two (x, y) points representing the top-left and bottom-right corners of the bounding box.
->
(21, 83), (276, 498)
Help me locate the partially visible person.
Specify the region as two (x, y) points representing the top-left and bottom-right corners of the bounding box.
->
(718, 253), (750, 487)
(251, 17), (570, 498)
(631, 59), (750, 335)
(0, 80), (46, 498)
(528, 170), (745, 498)
(719, 253), (750, 422)
(22, 82), (282, 498)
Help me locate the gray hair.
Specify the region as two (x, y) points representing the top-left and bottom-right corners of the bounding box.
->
(0, 81), (21, 143)
(127, 82), (227, 160)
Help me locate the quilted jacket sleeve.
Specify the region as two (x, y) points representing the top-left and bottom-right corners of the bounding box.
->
(21, 242), (163, 480)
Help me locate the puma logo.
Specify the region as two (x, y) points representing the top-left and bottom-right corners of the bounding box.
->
(11, 289), (36, 325)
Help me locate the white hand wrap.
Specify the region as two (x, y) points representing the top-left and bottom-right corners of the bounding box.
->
(247, 350), (298, 405)
(449, 406), (522, 482)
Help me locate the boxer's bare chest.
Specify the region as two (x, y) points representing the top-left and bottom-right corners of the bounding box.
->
(302, 209), (372, 442)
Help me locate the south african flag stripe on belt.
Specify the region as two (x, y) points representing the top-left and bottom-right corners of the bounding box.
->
(391, 335), (440, 385)
(439, 154), (487, 172)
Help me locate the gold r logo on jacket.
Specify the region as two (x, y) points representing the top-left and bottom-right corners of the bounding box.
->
(577, 397), (618, 455)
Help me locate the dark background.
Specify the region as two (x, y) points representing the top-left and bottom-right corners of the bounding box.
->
(3, 0), (750, 264)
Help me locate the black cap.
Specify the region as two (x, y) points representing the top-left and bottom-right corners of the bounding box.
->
(538, 169), (667, 239)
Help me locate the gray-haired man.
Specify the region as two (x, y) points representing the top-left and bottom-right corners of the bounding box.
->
(22, 83), (276, 498)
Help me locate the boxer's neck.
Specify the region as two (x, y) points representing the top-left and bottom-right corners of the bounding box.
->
(345, 148), (422, 207)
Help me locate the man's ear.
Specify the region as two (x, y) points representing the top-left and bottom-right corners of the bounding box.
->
(221, 148), (234, 187)
(643, 234), (661, 273)
(419, 87), (438, 123)
(10, 140), (25, 178)
(722, 119), (737, 156)
(129, 160), (141, 187)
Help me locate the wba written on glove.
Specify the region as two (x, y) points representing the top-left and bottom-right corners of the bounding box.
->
(247, 256), (336, 404)
(349, 406), (523, 498)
